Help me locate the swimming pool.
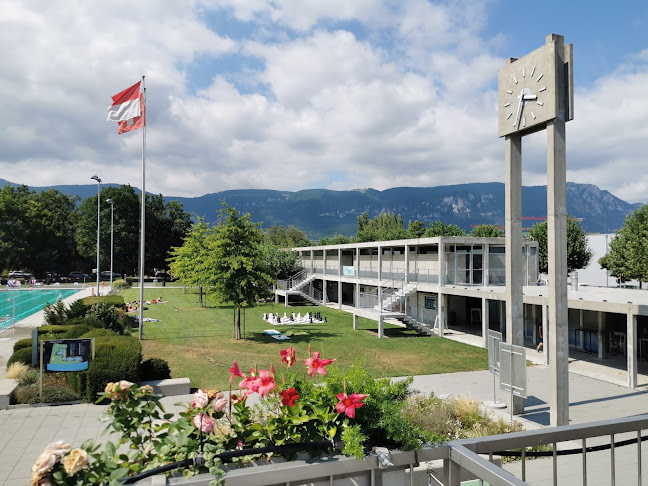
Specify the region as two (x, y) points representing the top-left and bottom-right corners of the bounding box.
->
(0, 289), (80, 329)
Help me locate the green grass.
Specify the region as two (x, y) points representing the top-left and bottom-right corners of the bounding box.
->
(121, 288), (488, 390)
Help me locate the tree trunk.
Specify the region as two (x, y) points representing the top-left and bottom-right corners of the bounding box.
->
(236, 306), (242, 340)
(199, 286), (203, 307)
(233, 308), (236, 339)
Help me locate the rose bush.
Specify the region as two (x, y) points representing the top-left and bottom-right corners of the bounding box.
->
(33, 346), (422, 485)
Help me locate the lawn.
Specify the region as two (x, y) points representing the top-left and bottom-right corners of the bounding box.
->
(120, 287), (488, 390)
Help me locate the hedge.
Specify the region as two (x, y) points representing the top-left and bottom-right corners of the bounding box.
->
(13, 338), (33, 353)
(81, 295), (125, 307)
(7, 347), (33, 367)
(67, 335), (142, 401)
(140, 357), (171, 381)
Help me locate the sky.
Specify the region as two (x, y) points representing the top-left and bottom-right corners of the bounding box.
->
(2, 0), (648, 202)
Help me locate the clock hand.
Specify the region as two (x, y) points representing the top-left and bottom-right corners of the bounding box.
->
(522, 94), (537, 101)
(513, 89), (524, 128)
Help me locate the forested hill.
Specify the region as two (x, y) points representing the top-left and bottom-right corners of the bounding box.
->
(2, 179), (640, 240)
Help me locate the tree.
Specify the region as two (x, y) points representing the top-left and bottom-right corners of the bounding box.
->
(471, 225), (504, 237)
(210, 203), (274, 339)
(318, 234), (356, 245)
(264, 225), (310, 247)
(261, 244), (302, 280)
(599, 204), (648, 286)
(528, 218), (593, 274)
(406, 220), (427, 238)
(424, 221), (466, 237)
(356, 212), (406, 242)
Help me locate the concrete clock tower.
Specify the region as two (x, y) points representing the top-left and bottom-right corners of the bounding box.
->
(498, 34), (573, 426)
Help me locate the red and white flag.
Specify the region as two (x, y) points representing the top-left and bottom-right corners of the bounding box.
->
(107, 81), (145, 134)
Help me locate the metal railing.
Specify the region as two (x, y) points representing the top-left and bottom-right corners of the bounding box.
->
(406, 302), (437, 328)
(408, 269), (440, 284)
(133, 414), (648, 485)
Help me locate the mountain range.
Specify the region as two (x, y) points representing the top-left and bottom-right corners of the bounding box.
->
(1, 179), (641, 239)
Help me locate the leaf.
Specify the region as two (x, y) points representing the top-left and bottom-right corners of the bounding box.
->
(110, 467), (130, 480)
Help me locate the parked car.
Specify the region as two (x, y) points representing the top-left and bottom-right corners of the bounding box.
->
(8, 270), (33, 280)
(68, 271), (89, 282)
(154, 271), (172, 281)
(43, 272), (61, 283)
(100, 271), (122, 281)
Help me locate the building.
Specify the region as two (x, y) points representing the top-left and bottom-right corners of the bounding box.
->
(274, 236), (648, 389)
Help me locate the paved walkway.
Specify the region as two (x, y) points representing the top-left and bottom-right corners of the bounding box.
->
(2, 297), (648, 484)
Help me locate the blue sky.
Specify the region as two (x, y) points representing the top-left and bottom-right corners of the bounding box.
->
(2, 0), (648, 203)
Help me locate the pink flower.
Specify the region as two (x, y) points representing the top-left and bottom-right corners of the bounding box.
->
(191, 389), (209, 408)
(117, 380), (133, 391)
(336, 392), (369, 419)
(31, 441), (70, 485)
(236, 439), (244, 450)
(280, 387), (299, 407)
(229, 361), (245, 383)
(239, 375), (261, 397)
(193, 413), (215, 434)
(212, 393), (228, 413)
(256, 368), (276, 397)
(280, 346), (296, 367)
(304, 352), (335, 377)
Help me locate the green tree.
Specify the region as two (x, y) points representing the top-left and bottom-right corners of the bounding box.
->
(210, 203), (274, 339)
(599, 204), (648, 286)
(356, 212), (406, 242)
(261, 244), (302, 280)
(318, 234), (356, 245)
(425, 221), (466, 237)
(470, 224), (504, 237)
(406, 220), (427, 238)
(264, 225), (311, 247)
(528, 218), (593, 274)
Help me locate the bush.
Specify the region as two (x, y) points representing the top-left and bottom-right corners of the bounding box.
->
(68, 335), (142, 401)
(13, 384), (39, 404)
(67, 299), (91, 319)
(41, 386), (80, 404)
(43, 302), (67, 326)
(85, 301), (130, 335)
(5, 362), (28, 379)
(140, 357), (171, 381)
(7, 347), (33, 368)
(81, 295), (125, 307)
(62, 324), (94, 339)
(126, 276), (134, 286)
(18, 368), (39, 386)
(113, 278), (131, 289)
(38, 325), (76, 336)
(80, 328), (120, 338)
(13, 338), (33, 353)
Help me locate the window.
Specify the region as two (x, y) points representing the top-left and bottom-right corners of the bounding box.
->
(424, 295), (436, 310)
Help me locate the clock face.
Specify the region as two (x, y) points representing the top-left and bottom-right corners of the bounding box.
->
(498, 43), (558, 137)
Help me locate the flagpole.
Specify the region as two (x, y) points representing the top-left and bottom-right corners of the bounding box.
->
(139, 75), (146, 340)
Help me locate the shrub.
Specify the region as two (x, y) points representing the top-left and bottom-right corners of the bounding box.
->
(13, 338), (33, 353)
(126, 276), (134, 286)
(5, 362), (28, 379)
(43, 302), (67, 326)
(67, 299), (91, 319)
(113, 278), (131, 289)
(7, 347), (33, 368)
(80, 328), (120, 338)
(140, 357), (171, 381)
(13, 384), (39, 404)
(41, 386), (80, 404)
(18, 368), (39, 386)
(81, 295), (125, 307)
(62, 324), (94, 339)
(85, 301), (129, 334)
(68, 335), (142, 401)
(38, 325), (75, 336)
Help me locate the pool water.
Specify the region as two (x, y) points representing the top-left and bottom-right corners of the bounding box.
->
(0, 289), (80, 329)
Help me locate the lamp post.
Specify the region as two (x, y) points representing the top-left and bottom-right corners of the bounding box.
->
(91, 175), (101, 296)
(106, 199), (114, 292)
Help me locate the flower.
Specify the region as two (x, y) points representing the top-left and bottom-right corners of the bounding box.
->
(117, 380), (133, 391)
(280, 346), (296, 367)
(63, 448), (88, 475)
(335, 392), (369, 419)
(139, 385), (155, 395)
(212, 393), (228, 413)
(239, 375), (261, 397)
(104, 382), (117, 394)
(229, 361), (245, 383)
(280, 387), (299, 407)
(207, 389), (221, 401)
(304, 352), (335, 377)
(193, 413), (216, 434)
(31, 441), (70, 485)
(191, 389), (209, 408)
(256, 368), (276, 397)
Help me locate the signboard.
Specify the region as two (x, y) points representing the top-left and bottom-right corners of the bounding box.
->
(499, 343), (527, 399)
(42, 339), (93, 372)
(487, 330), (502, 375)
(343, 266), (355, 277)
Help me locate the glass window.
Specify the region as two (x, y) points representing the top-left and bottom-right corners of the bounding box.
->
(424, 295), (436, 310)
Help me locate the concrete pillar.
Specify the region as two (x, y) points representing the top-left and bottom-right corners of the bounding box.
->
(547, 116), (569, 427)
(338, 282), (342, 310)
(310, 249), (314, 272)
(482, 297), (489, 348)
(598, 312), (606, 359)
(378, 315), (384, 339)
(353, 314), (358, 331)
(405, 244), (410, 283)
(542, 304), (549, 366)
(628, 310), (637, 388)
(378, 285), (383, 313)
(355, 247), (360, 278)
(323, 279), (328, 304)
(483, 243), (490, 286)
(323, 249), (327, 276)
(505, 133), (525, 415)
(378, 245), (382, 281)
(438, 238), (445, 286)
(275, 292), (279, 304)
(338, 249), (342, 277)
(438, 292), (445, 337)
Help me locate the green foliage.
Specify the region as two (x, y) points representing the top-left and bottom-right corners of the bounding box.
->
(264, 225), (311, 247)
(13, 338), (33, 353)
(80, 328), (120, 338)
(112, 278), (131, 289)
(340, 424), (368, 459)
(62, 324), (94, 339)
(261, 244), (302, 280)
(471, 224), (505, 237)
(406, 220), (427, 238)
(356, 212), (406, 242)
(43, 302), (68, 326)
(425, 221), (466, 237)
(528, 218), (593, 274)
(17, 368), (39, 386)
(318, 234), (356, 245)
(140, 357), (171, 381)
(7, 347), (33, 367)
(82, 295), (124, 307)
(599, 204), (648, 284)
(85, 301), (131, 335)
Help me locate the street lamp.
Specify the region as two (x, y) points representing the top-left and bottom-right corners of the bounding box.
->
(91, 175), (101, 296)
(106, 199), (114, 292)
